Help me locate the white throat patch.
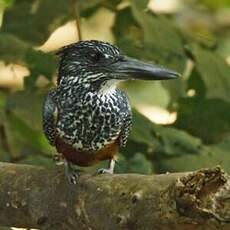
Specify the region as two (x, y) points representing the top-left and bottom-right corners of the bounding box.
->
(99, 80), (120, 95)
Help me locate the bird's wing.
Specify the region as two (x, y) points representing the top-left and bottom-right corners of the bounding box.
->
(42, 90), (59, 146)
(119, 112), (132, 147)
(118, 90), (132, 147)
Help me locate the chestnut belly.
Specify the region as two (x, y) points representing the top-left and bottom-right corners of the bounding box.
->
(55, 137), (119, 166)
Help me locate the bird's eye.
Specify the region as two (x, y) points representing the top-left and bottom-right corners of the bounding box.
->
(88, 51), (104, 63)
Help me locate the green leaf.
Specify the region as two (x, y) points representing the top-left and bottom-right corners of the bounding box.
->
(175, 97), (230, 143)
(4, 90), (53, 159)
(128, 109), (204, 157)
(113, 3), (186, 104)
(191, 45), (230, 103)
(18, 154), (53, 167)
(4, 112), (53, 158)
(121, 80), (170, 108)
(5, 90), (46, 130)
(0, 146), (10, 162)
(79, 0), (121, 14)
(129, 109), (159, 150)
(131, 0), (185, 72)
(114, 3), (186, 71)
(24, 48), (57, 87)
(1, 0), (14, 9)
(25, 48), (57, 80)
(123, 110), (209, 173)
(155, 126), (203, 156)
(0, 91), (6, 111)
(0, 33), (28, 63)
(113, 7), (144, 59)
(117, 153), (153, 174)
(132, 0), (187, 103)
(1, 0), (119, 45)
(1, 0), (73, 45)
(200, 0), (230, 11)
(187, 68), (206, 98)
(155, 138), (230, 174)
(79, 0), (104, 11)
(214, 135), (230, 150)
(0, 33), (57, 86)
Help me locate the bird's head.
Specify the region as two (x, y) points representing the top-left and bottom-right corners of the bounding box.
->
(57, 40), (179, 91)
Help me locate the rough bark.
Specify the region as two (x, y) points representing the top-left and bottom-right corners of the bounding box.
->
(0, 163), (229, 230)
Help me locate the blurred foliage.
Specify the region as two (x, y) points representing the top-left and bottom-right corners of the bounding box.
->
(199, 0), (230, 11)
(0, 0), (230, 175)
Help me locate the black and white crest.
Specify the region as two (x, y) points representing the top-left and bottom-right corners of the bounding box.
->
(56, 40), (122, 86)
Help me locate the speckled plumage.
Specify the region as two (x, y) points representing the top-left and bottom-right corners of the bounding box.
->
(43, 41), (132, 155)
(54, 83), (131, 151)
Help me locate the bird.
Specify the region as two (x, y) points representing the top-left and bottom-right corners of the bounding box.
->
(42, 40), (179, 184)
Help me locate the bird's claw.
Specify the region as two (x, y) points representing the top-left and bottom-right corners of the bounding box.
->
(53, 153), (64, 165)
(65, 162), (80, 185)
(67, 170), (79, 185)
(97, 159), (115, 175)
(97, 168), (114, 174)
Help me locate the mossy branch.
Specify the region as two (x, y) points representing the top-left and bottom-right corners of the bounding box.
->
(0, 163), (229, 230)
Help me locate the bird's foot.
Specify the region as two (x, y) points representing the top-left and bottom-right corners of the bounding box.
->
(97, 168), (114, 174)
(67, 170), (80, 185)
(97, 159), (115, 175)
(53, 153), (64, 166)
(64, 162), (80, 185)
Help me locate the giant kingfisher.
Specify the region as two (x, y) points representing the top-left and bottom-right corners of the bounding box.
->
(42, 40), (179, 183)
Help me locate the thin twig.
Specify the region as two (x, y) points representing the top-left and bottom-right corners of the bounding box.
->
(71, 0), (82, 41)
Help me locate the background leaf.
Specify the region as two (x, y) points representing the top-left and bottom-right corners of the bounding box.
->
(175, 97), (230, 143)
(191, 45), (230, 103)
(1, 0), (73, 45)
(0, 0), (229, 175)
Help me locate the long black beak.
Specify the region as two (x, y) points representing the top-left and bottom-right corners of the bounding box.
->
(110, 56), (180, 80)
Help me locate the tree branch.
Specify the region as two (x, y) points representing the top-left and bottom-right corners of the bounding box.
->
(0, 163), (229, 230)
